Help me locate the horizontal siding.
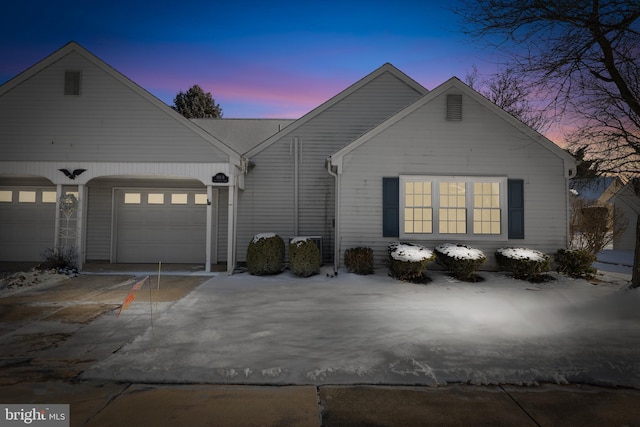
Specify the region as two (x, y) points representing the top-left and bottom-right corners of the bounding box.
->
(238, 71), (424, 262)
(0, 51), (229, 163)
(338, 89), (570, 269)
(86, 185), (112, 260)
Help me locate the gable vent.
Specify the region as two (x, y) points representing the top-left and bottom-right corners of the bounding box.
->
(446, 94), (462, 121)
(64, 71), (81, 96)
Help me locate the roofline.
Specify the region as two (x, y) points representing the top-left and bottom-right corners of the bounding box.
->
(0, 41), (241, 163)
(329, 77), (576, 176)
(244, 62), (428, 158)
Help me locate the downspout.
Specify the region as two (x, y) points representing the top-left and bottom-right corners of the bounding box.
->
(326, 157), (340, 273)
(293, 137), (299, 235)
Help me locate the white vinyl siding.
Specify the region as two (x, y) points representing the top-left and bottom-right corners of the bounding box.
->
(238, 70), (424, 262)
(0, 51), (230, 163)
(337, 89), (570, 267)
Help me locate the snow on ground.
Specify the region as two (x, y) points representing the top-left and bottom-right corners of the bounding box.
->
(84, 260), (640, 388)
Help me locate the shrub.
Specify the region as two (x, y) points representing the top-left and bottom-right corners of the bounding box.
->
(388, 242), (435, 281)
(344, 247), (374, 275)
(246, 233), (285, 275)
(289, 237), (321, 277)
(435, 243), (486, 282)
(39, 247), (78, 274)
(496, 247), (550, 281)
(555, 248), (597, 279)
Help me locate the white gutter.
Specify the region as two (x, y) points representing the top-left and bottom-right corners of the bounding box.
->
(326, 157), (340, 274)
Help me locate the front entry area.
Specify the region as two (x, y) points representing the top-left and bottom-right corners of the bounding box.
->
(114, 188), (211, 263)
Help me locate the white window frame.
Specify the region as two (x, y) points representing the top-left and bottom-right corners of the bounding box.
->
(400, 175), (508, 241)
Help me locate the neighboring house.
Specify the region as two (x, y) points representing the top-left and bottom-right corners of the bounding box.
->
(0, 42), (577, 273)
(608, 179), (640, 251)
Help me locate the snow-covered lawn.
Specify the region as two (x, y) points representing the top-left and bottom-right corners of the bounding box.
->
(84, 263), (640, 388)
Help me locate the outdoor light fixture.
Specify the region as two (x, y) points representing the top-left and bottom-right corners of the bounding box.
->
(58, 168), (86, 180)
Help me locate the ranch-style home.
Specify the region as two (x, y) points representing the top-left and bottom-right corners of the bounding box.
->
(0, 42), (576, 274)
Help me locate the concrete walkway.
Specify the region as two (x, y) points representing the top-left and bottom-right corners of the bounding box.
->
(2, 381), (640, 426)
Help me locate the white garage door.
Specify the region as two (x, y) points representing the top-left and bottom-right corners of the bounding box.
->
(0, 187), (57, 262)
(115, 189), (208, 263)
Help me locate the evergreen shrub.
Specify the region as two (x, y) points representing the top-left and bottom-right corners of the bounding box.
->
(496, 247), (550, 281)
(344, 247), (374, 275)
(555, 248), (597, 279)
(289, 237), (321, 277)
(434, 243), (486, 281)
(388, 242), (435, 281)
(246, 233), (285, 275)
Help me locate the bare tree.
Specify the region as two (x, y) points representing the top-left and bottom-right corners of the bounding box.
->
(457, 0), (640, 286)
(466, 65), (551, 133)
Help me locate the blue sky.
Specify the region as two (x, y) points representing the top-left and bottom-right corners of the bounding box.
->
(0, 0), (505, 118)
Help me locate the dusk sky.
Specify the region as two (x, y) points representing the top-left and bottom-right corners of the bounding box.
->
(1, 0), (506, 119)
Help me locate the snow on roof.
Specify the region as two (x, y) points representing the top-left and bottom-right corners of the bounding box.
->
(435, 243), (486, 261)
(389, 243), (434, 262)
(497, 247), (547, 262)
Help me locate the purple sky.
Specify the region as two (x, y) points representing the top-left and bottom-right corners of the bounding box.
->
(1, 0), (506, 119)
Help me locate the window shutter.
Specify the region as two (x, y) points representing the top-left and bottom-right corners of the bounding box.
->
(508, 179), (525, 239)
(383, 177), (400, 237)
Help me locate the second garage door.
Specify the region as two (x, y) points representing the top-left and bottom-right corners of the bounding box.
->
(115, 189), (208, 263)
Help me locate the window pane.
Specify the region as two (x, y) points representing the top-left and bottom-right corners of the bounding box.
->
(194, 194), (208, 205)
(473, 181), (501, 235)
(171, 193), (188, 204)
(0, 190), (12, 202)
(42, 191), (57, 203)
(19, 191), (36, 203)
(148, 193), (164, 204)
(124, 193), (141, 204)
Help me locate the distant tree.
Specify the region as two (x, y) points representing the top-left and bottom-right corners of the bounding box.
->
(172, 85), (223, 118)
(466, 65), (550, 133)
(569, 146), (601, 180)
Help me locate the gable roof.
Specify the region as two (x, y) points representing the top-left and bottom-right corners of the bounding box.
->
(570, 177), (620, 202)
(329, 77), (576, 176)
(244, 63), (428, 158)
(0, 41), (241, 162)
(192, 118), (295, 154)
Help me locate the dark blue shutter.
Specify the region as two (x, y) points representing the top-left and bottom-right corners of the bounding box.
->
(508, 179), (525, 239)
(383, 177), (400, 237)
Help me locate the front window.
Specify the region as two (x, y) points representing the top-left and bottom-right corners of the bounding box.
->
(400, 176), (507, 240)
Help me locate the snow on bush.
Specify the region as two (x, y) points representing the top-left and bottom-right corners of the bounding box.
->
(496, 247), (550, 281)
(252, 232), (277, 243)
(246, 233), (285, 275)
(388, 242), (435, 282)
(289, 237), (321, 277)
(435, 243), (486, 282)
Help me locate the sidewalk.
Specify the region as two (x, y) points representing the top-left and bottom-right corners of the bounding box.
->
(2, 381), (640, 426)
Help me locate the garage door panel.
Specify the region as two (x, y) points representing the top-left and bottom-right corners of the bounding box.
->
(0, 188), (56, 262)
(115, 189), (207, 263)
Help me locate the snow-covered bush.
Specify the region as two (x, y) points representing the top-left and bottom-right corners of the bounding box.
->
(289, 237), (321, 277)
(246, 233), (285, 275)
(344, 247), (374, 275)
(435, 243), (486, 282)
(496, 247), (550, 281)
(555, 248), (597, 279)
(388, 242), (435, 282)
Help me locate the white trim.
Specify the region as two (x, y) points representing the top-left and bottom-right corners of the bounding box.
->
(399, 175), (508, 241)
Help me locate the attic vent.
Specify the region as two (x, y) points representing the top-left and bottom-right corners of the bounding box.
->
(64, 71), (81, 96)
(446, 94), (462, 121)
